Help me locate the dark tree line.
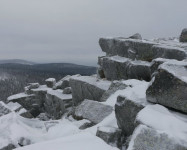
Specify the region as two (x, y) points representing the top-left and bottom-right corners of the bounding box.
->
(0, 63), (96, 102)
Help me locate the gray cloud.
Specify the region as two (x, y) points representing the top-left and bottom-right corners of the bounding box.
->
(0, 0), (187, 66)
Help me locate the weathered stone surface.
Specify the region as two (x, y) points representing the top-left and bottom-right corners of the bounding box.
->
(96, 126), (122, 148)
(69, 76), (111, 106)
(37, 113), (50, 121)
(127, 125), (187, 150)
(146, 62), (187, 113)
(0, 102), (11, 117)
(44, 90), (72, 119)
(99, 38), (186, 61)
(115, 96), (145, 136)
(129, 33), (142, 40)
(180, 28), (187, 42)
(101, 81), (127, 102)
(18, 137), (31, 146)
(45, 78), (56, 88)
(98, 56), (151, 81)
(74, 99), (113, 124)
(63, 87), (72, 94)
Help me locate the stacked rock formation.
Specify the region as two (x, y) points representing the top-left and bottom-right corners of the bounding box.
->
(1, 29), (187, 150)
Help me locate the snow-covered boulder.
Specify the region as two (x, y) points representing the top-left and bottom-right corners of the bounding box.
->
(25, 83), (40, 94)
(98, 56), (151, 81)
(99, 38), (187, 61)
(0, 101), (11, 117)
(69, 76), (111, 106)
(127, 125), (187, 150)
(74, 99), (113, 124)
(127, 104), (187, 150)
(44, 89), (72, 119)
(129, 33), (142, 40)
(146, 61), (187, 113)
(63, 87), (72, 94)
(101, 81), (127, 102)
(115, 96), (145, 136)
(180, 28), (187, 42)
(96, 126), (122, 148)
(45, 78), (56, 88)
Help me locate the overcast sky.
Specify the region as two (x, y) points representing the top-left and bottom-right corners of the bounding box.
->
(0, 0), (187, 66)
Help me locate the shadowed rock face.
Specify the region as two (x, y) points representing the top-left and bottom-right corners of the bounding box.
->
(146, 63), (187, 113)
(115, 96), (144, 136)
(96, 126), (122, 148)
(0, 144), (16, 150)
(74, 99), (113, 124)
(98, 56), (151, 81)
(180, 28), (187, 42)
(128, 125), (187, 150)
(99, 38), (187, 61)
(69, 76), (111, 106)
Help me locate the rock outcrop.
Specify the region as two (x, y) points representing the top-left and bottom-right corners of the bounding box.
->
(73, 99), (113, 124)
(99, 38), (186, 61)
(146, 61), (187, 113)
(180, 28), (187, 42)
(70, 76), (111, 106)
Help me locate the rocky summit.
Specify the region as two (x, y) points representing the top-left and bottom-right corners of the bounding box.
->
(0, 31), (187, 150)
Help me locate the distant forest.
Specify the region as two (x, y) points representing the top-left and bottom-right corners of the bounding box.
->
(0, 63), (97, 102)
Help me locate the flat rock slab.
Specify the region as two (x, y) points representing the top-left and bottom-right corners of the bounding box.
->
(146, 61), (187, 113)
(127, 125), (187, 150)
(70, 76), (111, 106)
(115, 96), (145, 136)
(99, 38), (187, 61)
(99, 56), (151, 81)
(74, 99), (113, 124)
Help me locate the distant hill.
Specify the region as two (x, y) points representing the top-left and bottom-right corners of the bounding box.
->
(0, 59), (36, 65)
(0, 62), (97, 102)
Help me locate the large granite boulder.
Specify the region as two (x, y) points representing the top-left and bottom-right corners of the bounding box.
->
(45, 78), (56, 88)
(180, 28), (187, 42)
(44, 89), (72, 119)
(96, 126), (122, 148)
(0, 102), (11, 117)
(74, 99), (113, 124)
(69, 76), (111, 106)
(127, 125), (187, 150)
(146, 61), (187, 113)
(115, 96), (145, 136)
(99, 38), (186, 61)
(98, 56), (151, 81)
(128, 104), (187, 150)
